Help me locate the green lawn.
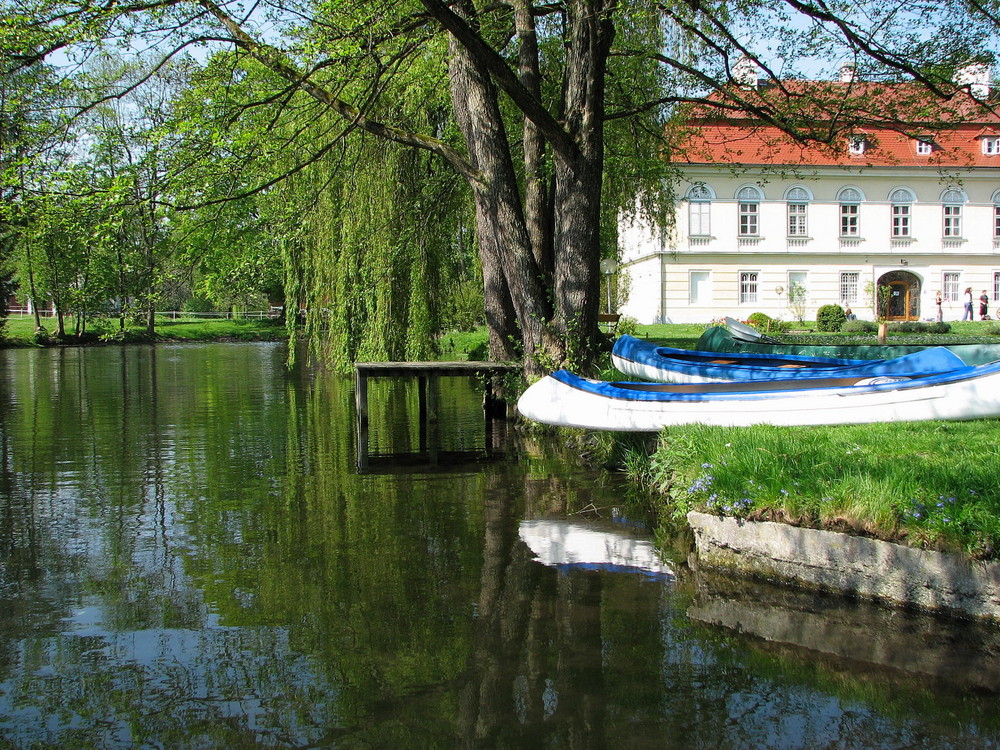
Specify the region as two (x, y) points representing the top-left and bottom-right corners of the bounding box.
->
(611, 420), (1000, 560)
(1, 314), (287, 346)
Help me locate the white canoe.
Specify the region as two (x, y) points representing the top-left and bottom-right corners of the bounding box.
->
(611, 335), (965, 384)
(517, 363), (1000, 431)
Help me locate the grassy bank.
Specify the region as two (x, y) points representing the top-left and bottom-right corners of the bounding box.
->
(603, 420), (1000, 560)
(1, 315), (287, 346)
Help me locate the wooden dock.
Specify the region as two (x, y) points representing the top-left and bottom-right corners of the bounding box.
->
(354, 360), (521, 471)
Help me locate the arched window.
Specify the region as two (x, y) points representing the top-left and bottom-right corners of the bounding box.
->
(837, 187), (864, 237)
(889, 188), (915, 238)
(993, 190), (1000, 238)
(736, 186), (763, 236)
(785, 186), (811, 236)
(941, 188), (967, 238)
(686, 184), (713, 236)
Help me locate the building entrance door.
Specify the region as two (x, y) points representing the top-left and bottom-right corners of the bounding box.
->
(877, 271), (921, 321)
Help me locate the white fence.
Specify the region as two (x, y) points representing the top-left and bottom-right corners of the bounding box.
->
(6, 307), (282, 321)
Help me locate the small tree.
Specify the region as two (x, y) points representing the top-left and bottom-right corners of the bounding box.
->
(787, 281), (807, 324)
(865, 281), (893, 344)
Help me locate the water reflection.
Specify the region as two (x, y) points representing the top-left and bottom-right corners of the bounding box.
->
(0, 343), (999, 748)
(690, 570), (1000, 695)
(519, 519), (674, 580)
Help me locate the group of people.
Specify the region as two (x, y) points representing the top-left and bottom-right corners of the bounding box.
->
(850, 289), (991, 322)
(955, 288), (991, 321)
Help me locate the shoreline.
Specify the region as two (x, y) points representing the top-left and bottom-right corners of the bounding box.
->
(688, 510), (1000, 621)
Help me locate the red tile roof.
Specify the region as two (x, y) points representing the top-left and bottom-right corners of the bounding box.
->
(674, 80), (1000, 168)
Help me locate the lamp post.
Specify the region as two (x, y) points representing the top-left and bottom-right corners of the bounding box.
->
(599, 258), (618, 315)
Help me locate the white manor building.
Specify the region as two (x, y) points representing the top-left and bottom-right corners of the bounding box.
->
(619, 68), (1000, 324)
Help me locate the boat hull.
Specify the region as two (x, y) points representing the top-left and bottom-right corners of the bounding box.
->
(517, 365), (1000, 431)
(699, 324), (1000, 366)
(611, 335), (965, 384)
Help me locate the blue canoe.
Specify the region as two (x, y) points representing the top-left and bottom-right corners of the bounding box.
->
(611, 334), (966, 383)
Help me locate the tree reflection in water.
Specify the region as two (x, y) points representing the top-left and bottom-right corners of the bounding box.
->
(0, 344), (999, 747)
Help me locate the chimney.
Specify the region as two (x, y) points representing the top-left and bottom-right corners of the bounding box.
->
(839, 63), (856, 83)
(955, 62), (991, 98)
(733, 56), (760, 88)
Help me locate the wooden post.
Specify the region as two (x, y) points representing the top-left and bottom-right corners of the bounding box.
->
(353, 361), (519, 471)
(355, 367), (369, 472)
(483, 373), (507, 419)
(427, 374), (439, 465)
(418, 375), (428, 453)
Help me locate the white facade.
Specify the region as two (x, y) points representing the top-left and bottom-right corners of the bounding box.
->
(618, 165), (1000, 325)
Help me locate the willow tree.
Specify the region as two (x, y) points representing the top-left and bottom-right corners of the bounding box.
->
(5, 0), (999, 371)
(159, 46), (472, 368)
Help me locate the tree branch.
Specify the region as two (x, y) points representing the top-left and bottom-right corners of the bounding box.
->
(195, 0), (484, 185)
(417, 0), (582, 163)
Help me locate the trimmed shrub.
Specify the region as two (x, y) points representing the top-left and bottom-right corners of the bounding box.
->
(841, 319), (878, 334)
(747, 312), (773, 332)
(887, 321), (953, 334)
(816, 304), (846, 332)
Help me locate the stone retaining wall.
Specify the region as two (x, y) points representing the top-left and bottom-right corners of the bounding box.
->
(687, 511), (1000, 620)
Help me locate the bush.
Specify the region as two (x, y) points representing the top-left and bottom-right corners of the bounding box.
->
(747, 312), (773, 332)
(183, 296), (215, 313)
(30, 327), (52, 345)
(615, 316), (639, 338)
(841, 319), (877, 333)
(816, 304), (846, 332)
(886, 321), (952, 334)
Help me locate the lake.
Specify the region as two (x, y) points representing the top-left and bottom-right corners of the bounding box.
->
(2, 342), (1000, 748)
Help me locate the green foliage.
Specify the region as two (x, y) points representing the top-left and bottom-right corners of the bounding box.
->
(439, 279), (484, 333)
(747, 312), (773, 332)
(614, 316), (640, 338)
(786, 281), (807, 323)
(888, 321), (952, 334)
(841, 319), (878, 333)
(183, 296), (215, 313)
(816, 304), (846, 332)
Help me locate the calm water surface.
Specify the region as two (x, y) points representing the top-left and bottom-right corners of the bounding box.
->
(2, 343), (1000, 748)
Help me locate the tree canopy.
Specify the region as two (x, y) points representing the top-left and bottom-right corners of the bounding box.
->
(2, 0), (998, 369)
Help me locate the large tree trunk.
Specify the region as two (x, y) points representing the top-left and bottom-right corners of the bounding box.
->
(551, 0), (615, 363)
(446, 27), (560, 372)
(513, 0), (553, 288)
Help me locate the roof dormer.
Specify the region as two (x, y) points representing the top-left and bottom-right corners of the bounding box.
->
(847, 134), (869, 155)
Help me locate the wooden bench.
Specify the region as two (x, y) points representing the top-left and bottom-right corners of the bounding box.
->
(598, 313), (621, 333)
